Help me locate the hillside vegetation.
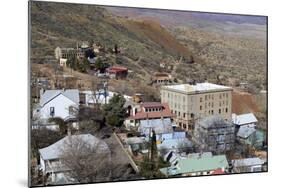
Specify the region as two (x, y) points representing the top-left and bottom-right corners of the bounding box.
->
(30, 1), (194, 71)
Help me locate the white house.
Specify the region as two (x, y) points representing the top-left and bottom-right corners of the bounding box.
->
(232, 113), (258, 127)
(80, 90), (115, 106)
(39, 134), (109, 184)
(34, 89), (79, 122)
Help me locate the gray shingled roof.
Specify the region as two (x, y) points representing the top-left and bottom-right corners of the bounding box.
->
(139, 118), (173, 135)
(40, 89), (79, 106)
(39, 134), (109, 160)
(232, 113), (258, 126)
(199, 115), (232, 129)
(237, 126), (256, 138)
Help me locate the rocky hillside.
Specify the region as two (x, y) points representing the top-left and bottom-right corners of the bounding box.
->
(30, 1), (194, 69)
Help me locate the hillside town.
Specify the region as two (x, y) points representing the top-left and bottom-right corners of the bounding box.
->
(28, 1), (268, 186)
(30, 40), (267, 186)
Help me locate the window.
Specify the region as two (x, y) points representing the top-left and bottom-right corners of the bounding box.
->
(200, 106), (202, 110)
(205, 95), (207, 100)
(178, 112), (181, 116)
(50, 107), (55, 116)
(200, 97), (203, 102)
(226, 93), (228, 98)
(211, 102), (214, 108)
(219, 109), (221, 114)
(226, 108), (228, 113)
(183, 113), (186, 118)
(211, 110), (214, 115)
(219, 101), (221, 107)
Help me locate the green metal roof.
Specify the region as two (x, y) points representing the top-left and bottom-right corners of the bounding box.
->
(160, 154), (229, 176)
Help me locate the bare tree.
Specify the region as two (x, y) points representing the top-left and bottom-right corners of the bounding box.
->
(88, 77), (109, 107)
(59, 136), (111, 183)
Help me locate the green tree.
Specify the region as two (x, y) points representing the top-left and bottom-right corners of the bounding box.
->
(77, 57), (90, 73)
(66, 54), (77, 71)
(139, 130), (169, 178)
(102, 94), (126, 127)
(95, 58), (107, 73)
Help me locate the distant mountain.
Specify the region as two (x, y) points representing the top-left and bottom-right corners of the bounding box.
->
(106, 6), (267, 27)
(189, 12), (267, 25)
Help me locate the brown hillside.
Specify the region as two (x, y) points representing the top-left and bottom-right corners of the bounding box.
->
(121, 19), (193, 60)
(232, 90), (259, 114)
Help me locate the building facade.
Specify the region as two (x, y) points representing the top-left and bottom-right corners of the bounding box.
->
(34, 89), (79, 122)
(124, 102), (174, 129)
(161, 83), (233, 131)
(194, 116), (235, 154)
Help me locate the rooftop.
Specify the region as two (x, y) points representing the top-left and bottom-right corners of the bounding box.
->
(127, 103), (174, 120)
(141, 102), (164, 108)
(39, 134), (109, 160)
(107, 66), (128, 73)
(40, 89), (79, 106)
(232, 113), (258, 126)
(160, 153), (229, 176)
(139, 118), (174, 135)
(198, 115), (233, 129)
(157, 138), (193, 151)
(162, 82), (232, 93)
(237, 126), (256, 139)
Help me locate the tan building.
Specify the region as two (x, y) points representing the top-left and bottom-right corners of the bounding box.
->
(161, 83), (233, 131)
(152, 72), (173, 85)
(54, 45), (87, 61)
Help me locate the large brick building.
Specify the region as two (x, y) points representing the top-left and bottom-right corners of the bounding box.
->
(161, 82), (233, 131)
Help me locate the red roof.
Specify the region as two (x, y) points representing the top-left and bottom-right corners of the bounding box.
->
(211, 169), (225, 175)
(141, 102), (164, 108)
(107, 66), (128, 73)
(128, 103), (174, 120)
